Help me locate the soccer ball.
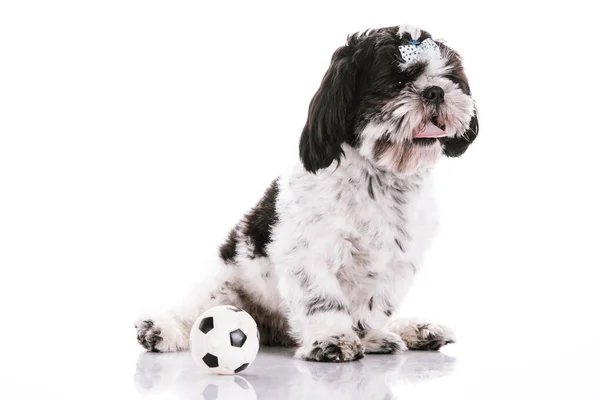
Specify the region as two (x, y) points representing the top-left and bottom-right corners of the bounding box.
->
(190, 305), (260, 375)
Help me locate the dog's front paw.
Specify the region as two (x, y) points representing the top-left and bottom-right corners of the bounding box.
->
(296, 333), (364, 362)
(135, 315), (189, 352)
(361, 330), (408, 354)
(388, 319), (456, 351)
(136, 320), (163, 352)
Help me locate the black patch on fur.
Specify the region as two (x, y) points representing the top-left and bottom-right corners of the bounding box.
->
(368, 297), (374, 311)
(374, 174), (382, 186)
(445, 73), (471, 96)
(413, 138), (438, 147)
(441, 109), (479, 158)
(381, 299), (395, 317)
(394, 238), (405, 252)
(367, 176), (375, 199)
(223, 281), (296, 346)
(413, 340), (446, 351)
(442, 48), (472, 96)
(299, 43), (358, 173)
(402, 61), (427, 82)
(219, 228), (238, 263)
(242, 179), (280, 259)
(305, 296), (349, 316)
(353, 320), (369, 339)
(291, 268), (311, 290)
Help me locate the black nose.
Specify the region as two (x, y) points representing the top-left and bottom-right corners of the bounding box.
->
(422, 86), (445, 104)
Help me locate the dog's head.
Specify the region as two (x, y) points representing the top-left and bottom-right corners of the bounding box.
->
(299, 25), (478, 174)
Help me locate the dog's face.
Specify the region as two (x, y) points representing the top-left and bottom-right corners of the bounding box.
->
(300, 25), (478, 175)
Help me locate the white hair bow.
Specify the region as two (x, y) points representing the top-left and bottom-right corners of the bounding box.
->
(398, 38), (442, 64)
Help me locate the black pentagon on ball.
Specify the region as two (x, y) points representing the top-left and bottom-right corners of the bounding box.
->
(202, 353), (219, 368)
(230, 329), (247, 347)
(198, 317), (214, 334)
(202, 384), (218, 400)
(226, 305), (243, 312)
(234, 363), (249, 373)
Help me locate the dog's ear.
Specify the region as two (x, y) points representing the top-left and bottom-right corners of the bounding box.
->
(299, 45), (357, 173)
(442, 108), (479, 157)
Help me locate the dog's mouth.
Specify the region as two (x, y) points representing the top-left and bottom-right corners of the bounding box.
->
(413, 115), (447, 139)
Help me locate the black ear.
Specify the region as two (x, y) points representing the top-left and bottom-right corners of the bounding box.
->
(299, 45), (357, 173)
(442, 109), (479, 157)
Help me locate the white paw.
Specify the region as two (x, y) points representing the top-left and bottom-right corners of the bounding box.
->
(295, 333), (364, 362)
(361, 330), (408, 353)
(135, 314), (190, 352)
(387, 319), (456, 350)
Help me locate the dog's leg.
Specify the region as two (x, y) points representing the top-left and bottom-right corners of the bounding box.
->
(281, 267), (364, 362)
(386, 318), (456, 350)
(135, 313), (193, 353)
(135, 291), (221, 353)
(135, 269), (229, 352)
(352, 294), (407, 354)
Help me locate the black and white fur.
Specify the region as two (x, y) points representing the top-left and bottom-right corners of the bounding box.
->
(136, 25), (478, 362)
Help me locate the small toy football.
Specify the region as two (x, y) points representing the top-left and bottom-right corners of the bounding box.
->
(190, 305), (260, 375)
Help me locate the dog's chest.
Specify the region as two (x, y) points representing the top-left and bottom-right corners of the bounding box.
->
(276, 165), (438, 285)
(332, 176), (437, 286)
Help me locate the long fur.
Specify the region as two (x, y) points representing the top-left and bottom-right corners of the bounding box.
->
(136, 25), (477, 361)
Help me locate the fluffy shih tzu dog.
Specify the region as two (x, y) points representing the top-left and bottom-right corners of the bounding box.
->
(136, 25), (478, 362)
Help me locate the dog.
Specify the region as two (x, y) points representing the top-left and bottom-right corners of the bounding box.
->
(136, 24), (478, 362)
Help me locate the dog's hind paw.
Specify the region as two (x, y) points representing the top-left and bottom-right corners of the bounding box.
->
(135, 314), (190, 352)
(387, 319), (456, 351)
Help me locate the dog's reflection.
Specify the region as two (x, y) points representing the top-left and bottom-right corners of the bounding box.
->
(134, 347), (456, 399)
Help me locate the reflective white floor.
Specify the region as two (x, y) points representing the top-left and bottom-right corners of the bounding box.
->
(135, 347), (457, 400)
(2, 326), (600, 400)
(133, 345), (600, 400)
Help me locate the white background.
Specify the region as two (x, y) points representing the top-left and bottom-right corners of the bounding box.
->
(1, 0), (599, 398)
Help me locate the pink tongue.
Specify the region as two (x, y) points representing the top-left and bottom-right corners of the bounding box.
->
(414, 122), (447, 138)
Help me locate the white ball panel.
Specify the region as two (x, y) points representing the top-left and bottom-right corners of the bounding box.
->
(242, 335), (259, 362)
(207, 323), (236, 353)
(217, 347), (246, 372)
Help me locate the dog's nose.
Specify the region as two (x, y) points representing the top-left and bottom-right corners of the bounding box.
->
(422, 86), (445, 104)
